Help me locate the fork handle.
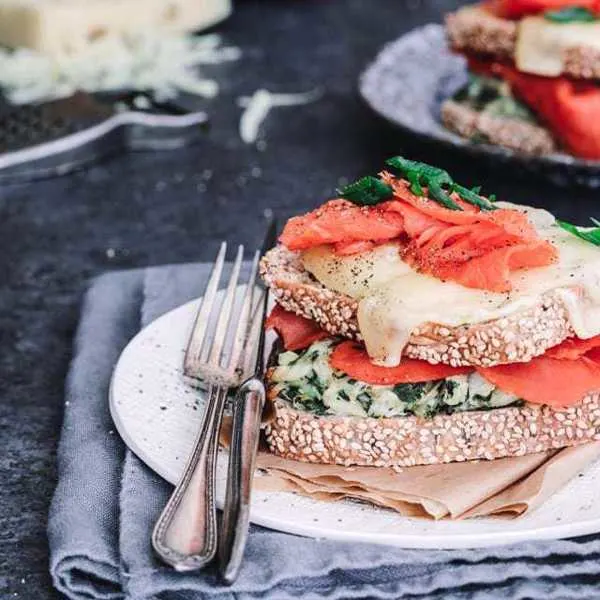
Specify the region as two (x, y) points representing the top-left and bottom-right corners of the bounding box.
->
(152, 384), (228, 571)
(218, 377), (266, 583)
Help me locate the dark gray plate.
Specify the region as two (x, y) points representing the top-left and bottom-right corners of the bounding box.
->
(359, 24), (600, 188)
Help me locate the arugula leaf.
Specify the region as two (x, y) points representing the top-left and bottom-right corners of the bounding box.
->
(406, 170), (424, 196)
(428, 181), (463, 211)
(386, 156), (461, 210)
(557, 219), (600, 246)
(386, 156), (496, 211)
(545, 6), (597, 22)
(386, 156), (453, 186)
(339, 176), (393, 206)
(453, 184), (496, 211)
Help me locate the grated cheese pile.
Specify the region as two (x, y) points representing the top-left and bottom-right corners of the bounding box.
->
(0, 31), (241, 105)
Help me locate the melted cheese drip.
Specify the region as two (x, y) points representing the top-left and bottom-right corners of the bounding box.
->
(301, 204), (600, 366)
(516, 17), (600, 77)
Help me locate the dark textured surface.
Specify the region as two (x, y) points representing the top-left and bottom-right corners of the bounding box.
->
(0, 1), (599, 598)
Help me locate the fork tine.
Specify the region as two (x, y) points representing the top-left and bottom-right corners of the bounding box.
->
(228, 249), (260, 376)
(207, 244), (244, 367)
(242, 288), (265, 378)
(183, 242), (227, 376)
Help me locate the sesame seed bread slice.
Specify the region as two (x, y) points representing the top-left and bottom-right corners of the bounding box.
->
(445, 6), (600, 81)
(260, 245), (575, 368)
(263, 387), (600, 467)
(446, 6), (517, 61)
(441, 99), (557, 156)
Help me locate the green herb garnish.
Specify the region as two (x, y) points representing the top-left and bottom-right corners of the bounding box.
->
(339, 156), (496, 211)
(339, 175), (393, 205)
(558, 218), (600, 245)
(453, 184), (497, 211)
(386, 156), (496, 211)
(545, 6), (597, 22)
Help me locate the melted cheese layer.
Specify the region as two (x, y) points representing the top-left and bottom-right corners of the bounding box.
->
(301, 204), (600, 366)
(516, 17), (600, 77)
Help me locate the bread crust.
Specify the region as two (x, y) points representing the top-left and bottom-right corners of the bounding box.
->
(445, 6), (600, 81)
(264, 389), (600, 467)
(441, 99), (557, 156)
(260, 245), (575, 368)
(446, 6), (517, 61)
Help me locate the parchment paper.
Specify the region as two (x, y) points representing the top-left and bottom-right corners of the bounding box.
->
(221, 420), (600, 520)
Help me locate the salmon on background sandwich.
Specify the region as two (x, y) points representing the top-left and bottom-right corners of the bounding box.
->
(259, 157), (600, 468)
(443, 0), (600, 159)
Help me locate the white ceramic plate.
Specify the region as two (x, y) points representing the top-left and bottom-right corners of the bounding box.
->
(110, 298), (600, 548)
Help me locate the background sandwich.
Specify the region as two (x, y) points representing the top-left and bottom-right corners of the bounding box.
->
(444, 1), (600, 158)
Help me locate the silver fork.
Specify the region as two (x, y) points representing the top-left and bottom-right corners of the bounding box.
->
(152, 242), (261, 571)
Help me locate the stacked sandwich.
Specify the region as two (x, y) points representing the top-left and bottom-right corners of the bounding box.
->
(259, 157), (600, 468)
(443, 0), (600, 158)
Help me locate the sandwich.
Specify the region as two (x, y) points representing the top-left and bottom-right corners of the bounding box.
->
(443, 0), (600, 159)
(259, 156), (600, 468)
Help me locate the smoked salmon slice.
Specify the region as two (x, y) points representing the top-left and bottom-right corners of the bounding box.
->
(478, 354), (600, 408)
(431, 240), (558, 293)
(266, 304), (330, 351)
(330, 336), (600, 408)
(329, 341), (473, 384)
(546, 334), (600, 360)
(279, 199), (405, 251)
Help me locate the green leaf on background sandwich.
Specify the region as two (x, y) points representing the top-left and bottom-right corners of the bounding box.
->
(544, 6), (598, 22)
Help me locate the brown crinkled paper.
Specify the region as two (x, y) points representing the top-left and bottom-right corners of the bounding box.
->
(220, 419), (600, 520)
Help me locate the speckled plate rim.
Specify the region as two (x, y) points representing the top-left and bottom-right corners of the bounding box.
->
(358, 24), (600, 183)
(109, 297), (600, 549)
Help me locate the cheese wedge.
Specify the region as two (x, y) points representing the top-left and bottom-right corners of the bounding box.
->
(0, 0), (231, 55)
(516, 16), (600, 77)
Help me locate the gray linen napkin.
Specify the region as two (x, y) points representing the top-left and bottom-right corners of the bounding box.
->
(49, 262), (600, 600)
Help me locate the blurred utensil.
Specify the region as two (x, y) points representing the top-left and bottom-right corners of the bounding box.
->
(0, 91), (207, 182)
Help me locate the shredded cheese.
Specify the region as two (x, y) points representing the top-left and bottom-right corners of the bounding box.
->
(237, 88), (322, 144)
(0, 31), (241, 104)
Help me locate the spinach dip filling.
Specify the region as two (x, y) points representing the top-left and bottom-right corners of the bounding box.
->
(270, 340), (523, 419)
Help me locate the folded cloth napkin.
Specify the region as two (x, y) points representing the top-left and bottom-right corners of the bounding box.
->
(49, 262), (600, 600)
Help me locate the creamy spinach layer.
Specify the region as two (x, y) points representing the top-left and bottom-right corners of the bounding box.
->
(452, 74), (538, 127)
(270, 340), (522, 419)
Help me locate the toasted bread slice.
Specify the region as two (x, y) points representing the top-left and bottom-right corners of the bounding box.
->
(263, 387), (600, 467)
(441, 99), (557, 156)
(446, 6), (600, 81)
(446, 6), (517, 61)
(260, 245), (575, 368)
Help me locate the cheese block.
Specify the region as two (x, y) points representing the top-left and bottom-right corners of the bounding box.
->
(0, 0), (232, 55)
(516, 16), (600, 77)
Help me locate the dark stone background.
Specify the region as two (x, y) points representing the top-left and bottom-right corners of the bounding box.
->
(0, 0), (597, 597)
